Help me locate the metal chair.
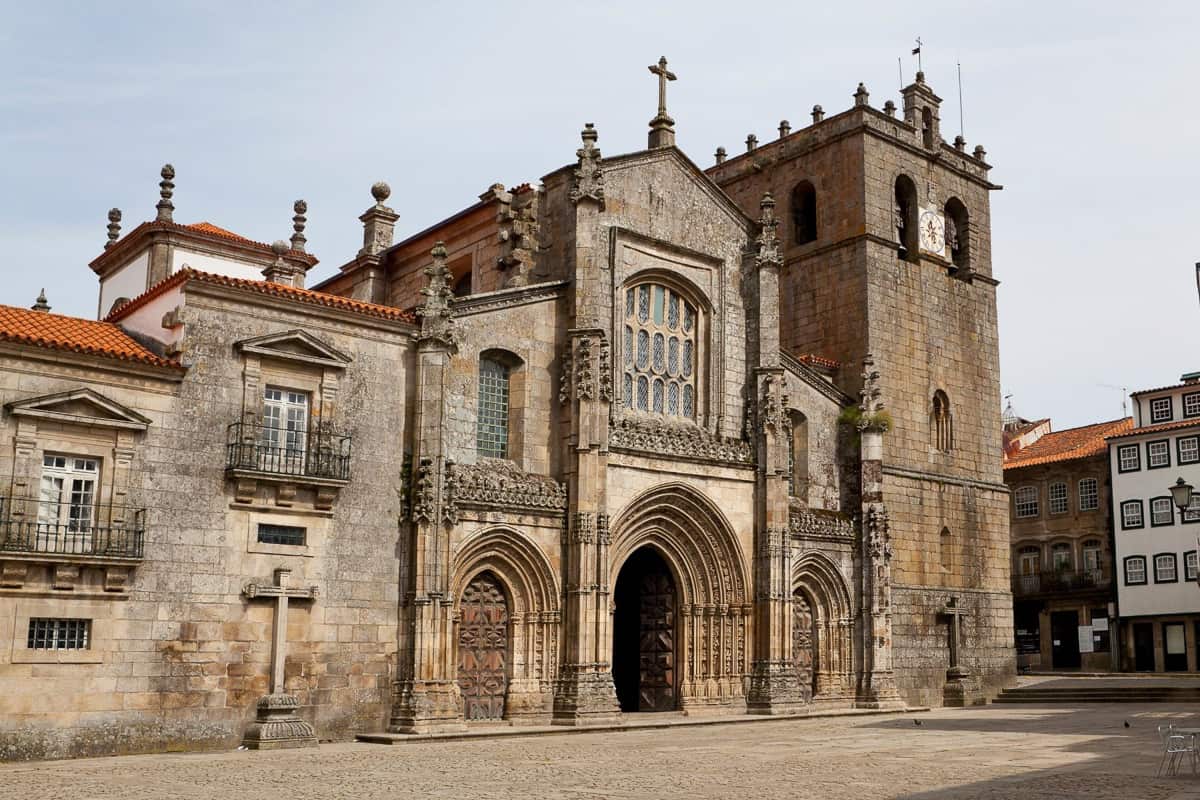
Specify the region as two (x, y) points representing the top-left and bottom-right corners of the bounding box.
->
(1157, 724), (1197, 777)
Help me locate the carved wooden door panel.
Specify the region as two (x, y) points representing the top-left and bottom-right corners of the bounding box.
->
(792, 592), (815, 701)
(639, 571), (675, 711)
(457, 574), (509, 721)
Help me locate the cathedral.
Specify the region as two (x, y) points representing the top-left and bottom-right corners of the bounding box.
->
(0, 61), (1011, 759)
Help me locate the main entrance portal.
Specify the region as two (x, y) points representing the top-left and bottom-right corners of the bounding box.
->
(613, 547), (677, 712)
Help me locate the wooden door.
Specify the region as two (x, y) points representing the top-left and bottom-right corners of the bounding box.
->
(638, 571), (675, 711)
(457, 574), (509, 721)
(793, 591), (815, 700)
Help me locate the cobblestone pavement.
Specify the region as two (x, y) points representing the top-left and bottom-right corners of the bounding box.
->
(5, 704), (1200, 799)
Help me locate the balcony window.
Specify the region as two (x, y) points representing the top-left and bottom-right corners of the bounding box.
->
(38, 455), (98, 552)
(260, 387), (309, 474)
(1051, 543), (1072, 571)
(1082, 540), (1102, 577)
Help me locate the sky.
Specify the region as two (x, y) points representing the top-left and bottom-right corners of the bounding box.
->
(1, 1), (1196, 429)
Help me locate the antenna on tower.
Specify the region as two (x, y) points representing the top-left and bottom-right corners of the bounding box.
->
(957, 60), (965, 139)
(1098, 383), (1129, 418)
(898, 56), (904, 89)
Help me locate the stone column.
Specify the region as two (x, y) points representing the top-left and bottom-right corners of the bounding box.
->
(747, 195), (806, 715)
(389, 243), (465, 734)
(553, 125), (622, 725)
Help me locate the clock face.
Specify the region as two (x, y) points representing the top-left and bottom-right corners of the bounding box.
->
(919, 210), (945, 254)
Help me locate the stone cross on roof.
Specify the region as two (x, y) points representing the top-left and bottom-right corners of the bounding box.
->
(647, 56), (677, 149)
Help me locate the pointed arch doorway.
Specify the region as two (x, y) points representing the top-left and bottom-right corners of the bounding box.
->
(612, 547), (677, 712)
(457, 572), (509, 721)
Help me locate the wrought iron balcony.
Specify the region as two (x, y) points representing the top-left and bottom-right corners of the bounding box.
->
(0, 496), (145, 560)
(1012, 568), (1110, 597)
(225, 421), (352, 482)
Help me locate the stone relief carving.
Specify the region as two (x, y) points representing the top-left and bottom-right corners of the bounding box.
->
(575, 336), (595, 401)
(597, 336), (613, 403)
(446, 459), (567, 514)
(558, 344), (573, 405)
(789, 507), (856, 541)
(568, 124), (605, 209)
(569, 512), (596, 544)
(755, 193), (782, 270)
(866, 504), (892, 563)
(410, 457), (436, 524)
(416, 242), (458, 350)
(442, 460), (459, 525)
(610, 415), (753, 466)
(756, 373), (788, 436)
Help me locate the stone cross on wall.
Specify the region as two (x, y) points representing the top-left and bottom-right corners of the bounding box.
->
(940, 596), (970, 677)
(240, 567), (319, 749)
(647, 56), (677, 148)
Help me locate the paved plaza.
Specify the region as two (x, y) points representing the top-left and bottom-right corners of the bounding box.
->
(4, 703), (1200, 799)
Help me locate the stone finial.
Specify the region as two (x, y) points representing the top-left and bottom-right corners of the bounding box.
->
(290, 200), (307, 253)
(416, 242), (457, 349)
(745, 134), (758, 152)
(647, 56), (678, 149)
(883, 100), (897, 117)
(263, 240), (303, 287)
(156, 164), (175, 222)
(953, 135), (966, 152)
(854, 83), (870, 107)
(31, 289), (50, 313)
(714, 146), (727, 165)
(915, 70), (926, 84)
(569, 123), (605, 210)
(811, 105), (825, 123)
(973, 144), (987, 161)
(105, 208), (122, 249)
(359, 182), (399, 257)
(755, 193), (781, 271)
(778, 120), (791, 138)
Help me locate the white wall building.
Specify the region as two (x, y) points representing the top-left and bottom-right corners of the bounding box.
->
(1110, 371), (1200, 671)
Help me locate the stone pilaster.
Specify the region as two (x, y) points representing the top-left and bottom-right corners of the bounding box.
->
(389, 243), (465, 734)
(553, 125), (621, 726)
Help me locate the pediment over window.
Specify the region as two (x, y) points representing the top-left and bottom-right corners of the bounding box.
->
(5, 388), (151, 431)
(234, 330), (352, 369)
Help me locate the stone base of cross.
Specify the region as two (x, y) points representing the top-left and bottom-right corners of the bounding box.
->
(939, 595), (983, 707)
(241, 567), (319, 750)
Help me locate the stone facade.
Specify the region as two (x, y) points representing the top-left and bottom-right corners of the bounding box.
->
(0, 63), (1010, 760)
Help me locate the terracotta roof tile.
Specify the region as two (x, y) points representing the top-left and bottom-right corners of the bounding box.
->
(795, 353), (841, 370)
(0, 305), (179, 369)
(1004, 418), (1133, 470)
(106, 268), (416, 325)
(185, 221), (268, 249)
(1106, 418), (1200, 440)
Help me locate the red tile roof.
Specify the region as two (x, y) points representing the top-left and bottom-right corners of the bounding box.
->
(185, 221), (269, 249)
(1004, 418), (1133, 470)
(0, 305), (180, 369)
(1106, 418), (1200, 440)
(795, 353), (841, 370)
(90, 219), (317, 274)
(106, 268), (416, 325)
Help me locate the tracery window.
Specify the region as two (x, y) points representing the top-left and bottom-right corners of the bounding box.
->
(622, 284), (697, 419)
(477, 358), (510, 459)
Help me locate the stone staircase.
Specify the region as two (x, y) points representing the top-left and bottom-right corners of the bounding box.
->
(995, 684), (1200, 704)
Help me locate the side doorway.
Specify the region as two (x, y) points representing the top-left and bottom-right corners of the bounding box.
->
(1133, 623), (1156, 671)
(1050, 610), (1081, 669)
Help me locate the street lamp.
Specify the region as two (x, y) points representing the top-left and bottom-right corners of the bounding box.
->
(1170, 477), (1195, 513)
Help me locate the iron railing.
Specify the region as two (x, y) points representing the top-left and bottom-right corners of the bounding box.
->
(225, 421), (352, 481)
(1012, 568), (1110, 597)
(0, 496), (145, 559)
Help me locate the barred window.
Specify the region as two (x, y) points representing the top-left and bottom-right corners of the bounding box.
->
(476, 358), (511, 459)
(257, 524), (306, 546)
(622, 283), (698, 419)
(1121, 500), (1144, 529)
(1014, 486), (1038, 518)
(1048, 482), (1068, 514)
(1124, 556), (1147, 586)
(28, 618), (90, 650)
(1079, 478), (1099, 511)
(1151, 497), (1174, 527)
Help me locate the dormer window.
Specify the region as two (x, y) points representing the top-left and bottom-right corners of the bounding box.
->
(622, 283), (698, 419)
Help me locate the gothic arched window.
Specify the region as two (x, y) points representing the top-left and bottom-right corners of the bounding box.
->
(944, 197), (969, 269)
(622, 283), (698, 419)
(894, 175), (919, 260)
(932, 390), (953, 453)
(788, 410), (809, 498)
(476, 357), (511, 459)
(791, 180), (817, 245)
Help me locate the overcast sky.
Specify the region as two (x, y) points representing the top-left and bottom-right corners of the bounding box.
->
(1, 2), (1196, 428)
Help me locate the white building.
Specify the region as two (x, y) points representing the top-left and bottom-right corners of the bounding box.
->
(1109, 372), (1200, 671)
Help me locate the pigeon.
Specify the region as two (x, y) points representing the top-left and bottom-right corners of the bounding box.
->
(1124, 721), (1131, 729)
(914, 719), (922, 727)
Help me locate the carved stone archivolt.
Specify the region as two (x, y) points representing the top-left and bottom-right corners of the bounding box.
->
(446, 459), (567, 515)
(610, 415), (753, 466)
(791, 551), (854, 701)
(450, 527), (561, 722)
(609, 483), (751, 709)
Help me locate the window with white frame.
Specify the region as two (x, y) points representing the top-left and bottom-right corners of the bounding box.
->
(622, 283), (698, 418)
(1187, 551), (1199, 582)
(1048, 482), (1068, 514)
(1185, 392), (1200, 419)
(259, 386), (309, 472)
(1082, 540), (1102, 575)
(1155, 553), (1178, 583)
(27, 618), (90, 650)
(38, 455), (99, 552)
(1078, 478), (1099, 511)
(1014, 486), (1038, 518)
(1051, 542), (1072, 570)
(1121, 500), (1144, 529)
(1184, 494), (1200, 523)
(1147, 440), (1170, 469)
(1151, 497), (1175, 527)
(1124, 556), (1147, 585)
(1117, 444), (1140, 472)
(1151, 396), (1173, 423)
(1179, 436), (1199, 465)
